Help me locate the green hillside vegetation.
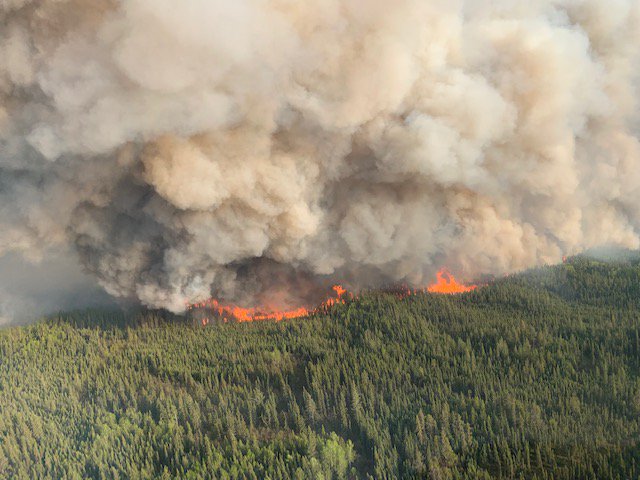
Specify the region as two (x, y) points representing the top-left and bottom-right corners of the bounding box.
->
(1, 256), (639, 479)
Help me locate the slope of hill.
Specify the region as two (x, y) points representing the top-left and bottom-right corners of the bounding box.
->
(1, 257), (639, 479)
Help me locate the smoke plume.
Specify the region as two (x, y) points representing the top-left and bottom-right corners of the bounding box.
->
(1, 0), (639, 312)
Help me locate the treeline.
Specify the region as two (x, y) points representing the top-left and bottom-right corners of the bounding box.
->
(0, 257), (639, 479)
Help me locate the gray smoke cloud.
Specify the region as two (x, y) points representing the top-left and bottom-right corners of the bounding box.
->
(1, 0), (639, 313)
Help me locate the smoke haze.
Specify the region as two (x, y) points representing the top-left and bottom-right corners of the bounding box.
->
(0, 251), (116, 326)
(1, 0), (639, 315)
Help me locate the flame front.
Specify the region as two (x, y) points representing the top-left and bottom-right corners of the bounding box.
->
(427, 268), (477, 294)
(189, 285), (348, 324)
(190, 270), (477, 325)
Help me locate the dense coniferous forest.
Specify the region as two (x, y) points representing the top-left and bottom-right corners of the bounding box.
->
(1, 256), (640, 479)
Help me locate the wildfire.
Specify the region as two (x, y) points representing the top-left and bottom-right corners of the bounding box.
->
(190, 269), (477, 325)
(426, 268), (477, 294)
(189, 285), (348, 324)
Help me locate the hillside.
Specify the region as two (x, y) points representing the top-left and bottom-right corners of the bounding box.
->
(1, 257), (639, 479)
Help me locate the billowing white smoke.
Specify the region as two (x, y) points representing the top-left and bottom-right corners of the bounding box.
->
(1, 0), (639, 312)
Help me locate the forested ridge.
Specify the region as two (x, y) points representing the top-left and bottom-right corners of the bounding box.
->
(1, 256), (639, 479)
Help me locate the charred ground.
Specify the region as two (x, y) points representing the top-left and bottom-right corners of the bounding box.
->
(1, 256), (639, 479)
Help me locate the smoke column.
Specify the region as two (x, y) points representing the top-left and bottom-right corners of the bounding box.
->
(1, 0), (639, 312)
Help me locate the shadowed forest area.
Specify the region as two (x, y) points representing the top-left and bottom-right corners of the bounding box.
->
(1, 256), (639, 479)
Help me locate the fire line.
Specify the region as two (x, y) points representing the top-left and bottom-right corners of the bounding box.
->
(189, 269), (476, 324)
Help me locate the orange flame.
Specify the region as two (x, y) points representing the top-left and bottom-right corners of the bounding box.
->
(189, 269), (477, 324)
(189, 285), (348, 323)
(427, 268), (477, 294)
